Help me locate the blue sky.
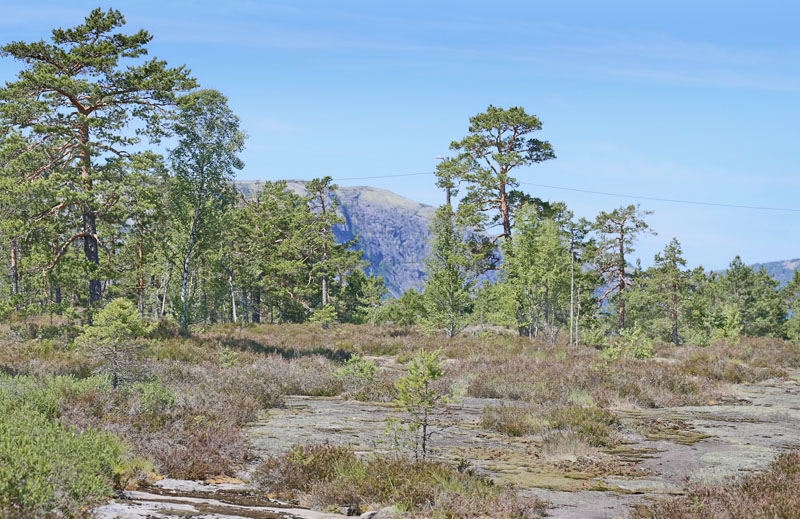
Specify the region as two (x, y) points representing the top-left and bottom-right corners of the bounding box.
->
(2, 1), (799, 269)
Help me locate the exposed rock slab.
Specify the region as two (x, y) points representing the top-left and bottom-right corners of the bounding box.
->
(247, 373), (800, 519)
(94, 478), (348, 519)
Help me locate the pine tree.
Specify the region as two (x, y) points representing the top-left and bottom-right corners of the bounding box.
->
(648, 238), (690, 346)
(783, 271), (800, 342)
(592, 205), (655, 331)
(444, 105), (555, 241)
(0, 8), (195, 308)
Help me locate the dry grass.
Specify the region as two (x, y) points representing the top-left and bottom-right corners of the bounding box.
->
(629, 450), (800, 519)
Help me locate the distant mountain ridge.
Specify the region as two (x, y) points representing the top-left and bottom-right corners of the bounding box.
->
(236, 181), (800, 295)
(752, 259), (800, 285)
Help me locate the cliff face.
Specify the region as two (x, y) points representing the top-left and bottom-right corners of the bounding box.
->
(236, 181), (434, 297)
(751, 259), (800, 285)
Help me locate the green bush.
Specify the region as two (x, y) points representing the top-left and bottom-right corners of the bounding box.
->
(333, 354), (377, 394)
(0, 375), (129, 518)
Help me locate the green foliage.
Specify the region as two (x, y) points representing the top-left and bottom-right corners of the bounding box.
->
(783, 271), (800, 343)
(546, 404), (620, 448)
(135, 379), (176, 416)
(0, 374), (129, 518)
(421, 206), (477, 338)
(445, 105), (555, 239)
(502, 205), (571, 341)
(472, 280), (518, 328)
(0, 8), (195, 306)
(618, 327), (655, 360)
(78, 298), (148, 389)
(481, 404), (543, 437)
(333, 354), (377, 393)
(378, 288), (426, 326)
(598, 327), (654, 362)
(394, 349), (451, 460)
(592, 204), (655, 331)
(310, 304), (339, 327)
(254, 443), (543, 518)
(598, 342), (622, 363)
(217, 346), (239, 369)
(168, 89), (245, 331)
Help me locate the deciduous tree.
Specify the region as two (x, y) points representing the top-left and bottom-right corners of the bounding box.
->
(168, 89), (245, 332)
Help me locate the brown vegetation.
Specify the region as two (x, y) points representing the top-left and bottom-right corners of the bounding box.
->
(253, 443), (546, 518)
(629, 450), (800, 519)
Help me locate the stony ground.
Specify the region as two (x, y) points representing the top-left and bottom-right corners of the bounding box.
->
(95, 371), (800, 519)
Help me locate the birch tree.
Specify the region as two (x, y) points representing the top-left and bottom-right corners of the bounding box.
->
(168, 89), (245, 332)
(421, 205), (478, 338)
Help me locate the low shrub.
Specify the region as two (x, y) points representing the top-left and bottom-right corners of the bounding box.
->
(0, 375), (134, 518)
(254, 443), (546, 518)
(629, 450), (800, 519)
(481, 404), (542, 437)
(546, 404), (620, 448)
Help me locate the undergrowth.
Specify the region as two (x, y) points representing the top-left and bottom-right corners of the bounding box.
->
(629, 450), (800, 519)
(253, 443), (546, 518)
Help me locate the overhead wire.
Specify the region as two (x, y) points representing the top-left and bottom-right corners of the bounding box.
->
(327, 170), (800, 213)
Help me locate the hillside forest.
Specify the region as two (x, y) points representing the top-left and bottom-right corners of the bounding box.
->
(3, 9), (800, 519)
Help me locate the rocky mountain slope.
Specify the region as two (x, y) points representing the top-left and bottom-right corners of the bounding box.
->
(236, 181), (435, 297)
(751, 258), (800, 285)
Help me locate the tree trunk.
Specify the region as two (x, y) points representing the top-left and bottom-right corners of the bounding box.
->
(671, 284), (679, 346)
(223, 260), (239, 323)
(242, 291), (250, 323)
(499, 181), (512, 240)
(10, 237), (19, 297)
(528, 310), (534, 340)
(160, 263), (172, 318)
(180, 194), (202, 332)
(136, 230), (145, 319)
(252, 289), (261, 323)
(569, 241), (575, 346)
(576, 287), (581, 346)
(79, 122), (101, 308)
(618, 230), (626, 330)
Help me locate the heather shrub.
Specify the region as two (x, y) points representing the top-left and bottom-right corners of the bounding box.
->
(546, 404), (620, 447)
(254, 443), (546, 518)
(629, 450), (800, 519)
(481, 404), (543, 437)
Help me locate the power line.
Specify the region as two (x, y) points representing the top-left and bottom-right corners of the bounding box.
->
(328, 170), (800, 213)
(333, 171), (433, 181)
(519, 181), (800, 213)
